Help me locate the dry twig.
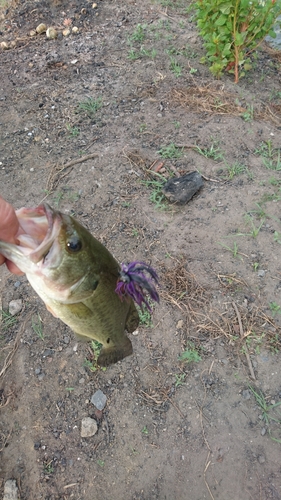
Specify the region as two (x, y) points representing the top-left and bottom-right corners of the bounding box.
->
(232, 302), (256, 380)
(45, 153), (99, 193)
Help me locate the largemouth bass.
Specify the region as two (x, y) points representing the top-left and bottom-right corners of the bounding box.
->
(0, 204), (159, 366)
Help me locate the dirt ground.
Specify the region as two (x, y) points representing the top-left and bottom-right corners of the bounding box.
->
(1, 1), (281, 499)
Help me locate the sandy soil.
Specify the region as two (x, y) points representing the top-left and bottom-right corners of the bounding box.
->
(1, 1), (281, 499)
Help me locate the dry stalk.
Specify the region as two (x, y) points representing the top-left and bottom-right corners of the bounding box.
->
(232, 302), (256, 380)
(45, 153), (99, 194)
(171, 85), (281, 125)
(0, 310), (34, 380)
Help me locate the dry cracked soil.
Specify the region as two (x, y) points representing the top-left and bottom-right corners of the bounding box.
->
(1, 1), (281, 499)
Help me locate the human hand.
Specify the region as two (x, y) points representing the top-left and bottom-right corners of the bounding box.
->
(0, 196), (23, 274)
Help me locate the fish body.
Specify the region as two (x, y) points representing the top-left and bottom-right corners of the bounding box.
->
(0, 204), (139, 366)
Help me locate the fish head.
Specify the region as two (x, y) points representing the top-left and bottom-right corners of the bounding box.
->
(0, 204), (100, 303)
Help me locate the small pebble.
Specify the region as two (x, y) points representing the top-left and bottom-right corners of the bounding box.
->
(261, 427), (266, 436)
(242, 389), (251, 400)
(62, 28), (71, 37)
(91, 389), (107, 410)
(38, 373), (45, 381)
(3, 479), (19, 500)
(36, 23), (47, 34)
(46, 27), (58, 39)
(81, 417), (98, 438)
(35, 368), (41, 375)
(257, 270), (265, 277)
(8, 299), (23, 316)
(258, 455), (265, 464)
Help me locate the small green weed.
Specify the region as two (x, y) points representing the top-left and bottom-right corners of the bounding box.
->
(241, 104), (254, 122)
(195, 142), (224, 161)
(128, 49), (140, 61)
(32, 313), (44, 340)
(252, 262), (259, 272)
(169, 57), (182, 77)
(248, 203), (268, 219)
(244, 215), (264, 238)
(97, 460), (105, 467)
(263, 151), (281, 171)
(178, 342), (201, 363)
(128, 47), (157, 60)
(260, 192), (281, 203)
(248, 385), (281, 443)
(274, 231), (281, 244)
(66, 124), (80, 137)
(52, 191), (64, 207)
(84, 341), (106, 372)
(175, 373), (186, 387)
(254, 140), (274, 158)
(158, 143), (183, 159)
(130, 24), (147, 43)
(44, 461), (54, 474)
(136, 305), (153, 328)
(1, 310), (17, 330)
(78, 97), (102, 118)
(141, 426), (149, 435)
(139, 123), (147, 133)
(269, 302), (281, 317)
(268, 177), (281, 186)
(142, 178), (168, 210)
(244, 331), (266, 355)
(218, 241), (240, 259)
(225, 162), (246, 180)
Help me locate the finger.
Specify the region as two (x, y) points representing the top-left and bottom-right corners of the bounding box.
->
(5, 260), (24, 275)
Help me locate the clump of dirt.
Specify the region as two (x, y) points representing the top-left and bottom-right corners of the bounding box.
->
(1, 1), (281, 499)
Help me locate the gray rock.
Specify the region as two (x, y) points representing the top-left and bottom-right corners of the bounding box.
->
(258, 454), (265, 464)
(91, 389), (107, 410)
(242, 389), (251, 400)
(162, 171), (203, 204)
(3, 479), (19, 500)
(261, 427), (266, 436)
(8, 299), (23, 316)
(257, 269), (265, 277)
(81, 417), (98, 438)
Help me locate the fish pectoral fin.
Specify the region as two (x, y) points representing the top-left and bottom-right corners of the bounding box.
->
(46, 303), (59, 318)
(97, 337), (133, 367)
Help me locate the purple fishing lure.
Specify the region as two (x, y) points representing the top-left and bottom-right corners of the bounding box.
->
(115, 261), (159, 311)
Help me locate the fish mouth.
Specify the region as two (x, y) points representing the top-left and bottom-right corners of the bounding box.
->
(16, 203), (62, 266)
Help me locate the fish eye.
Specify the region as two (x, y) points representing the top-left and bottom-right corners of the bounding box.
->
(66, 235), (82, 253)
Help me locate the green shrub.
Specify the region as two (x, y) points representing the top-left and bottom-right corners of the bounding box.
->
(195, 0), (281, 82)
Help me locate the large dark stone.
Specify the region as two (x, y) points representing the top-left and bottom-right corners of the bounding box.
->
(162, 171), (203, 204)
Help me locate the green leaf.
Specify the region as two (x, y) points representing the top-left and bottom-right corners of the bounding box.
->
(215, 15), (227, 26)
(268, 30), (277, 38)
(243, 62), (252, 71)
(235, 32), (245, 46)
(220, 4), (232, 15)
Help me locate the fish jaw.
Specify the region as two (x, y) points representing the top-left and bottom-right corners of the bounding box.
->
(0, 204), (63, 275)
